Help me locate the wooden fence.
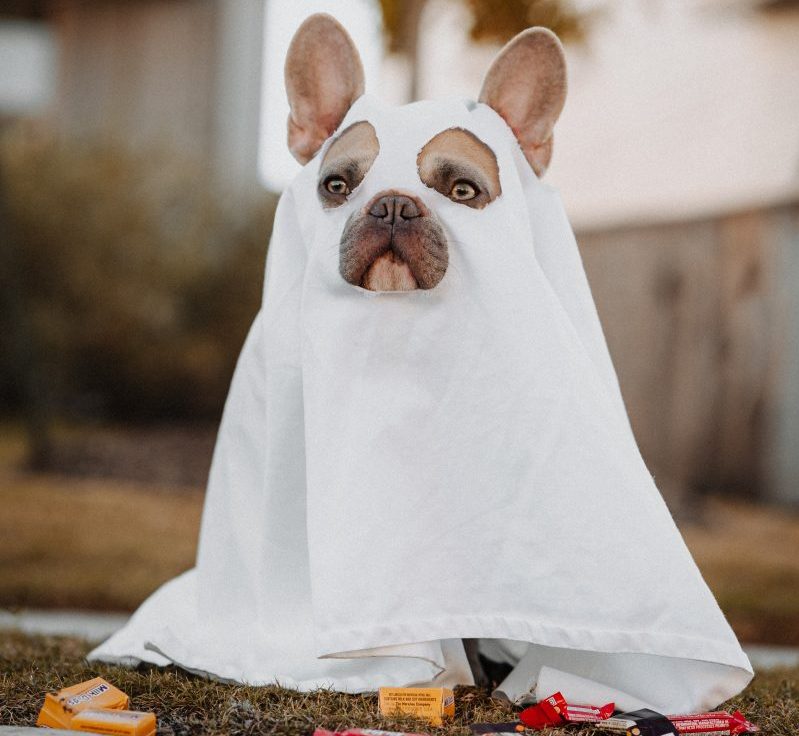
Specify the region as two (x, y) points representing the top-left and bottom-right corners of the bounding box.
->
(578, 200), (799, 508)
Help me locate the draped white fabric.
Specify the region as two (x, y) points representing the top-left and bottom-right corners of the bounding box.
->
(89, 95), (752, 713)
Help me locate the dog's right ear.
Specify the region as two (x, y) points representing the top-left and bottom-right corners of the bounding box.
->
(284, 14), (365, 165)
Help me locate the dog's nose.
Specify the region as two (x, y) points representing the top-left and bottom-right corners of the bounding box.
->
(368, 195), (421, 224)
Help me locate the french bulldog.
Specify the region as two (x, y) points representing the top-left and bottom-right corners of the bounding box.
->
(283, 13), (567, 687)
(284, 13), (566, 295)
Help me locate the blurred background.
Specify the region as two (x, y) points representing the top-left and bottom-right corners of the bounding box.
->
(1, 0), (798, 649)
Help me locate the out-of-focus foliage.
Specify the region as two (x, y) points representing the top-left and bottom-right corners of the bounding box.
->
(0, 0), (48, 19)
(378, 0), (587, 54)
(378, 0), (425, 54)
(377, 0), (588, 101)
(0, 121), (276, 423)
(464, 0), (586, 45)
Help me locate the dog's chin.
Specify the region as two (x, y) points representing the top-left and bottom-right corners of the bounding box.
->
(360, 251), (419, 292)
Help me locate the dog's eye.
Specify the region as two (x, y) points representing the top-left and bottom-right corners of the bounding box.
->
(325, 176), (350, 196)
(449, 180), (478, 201)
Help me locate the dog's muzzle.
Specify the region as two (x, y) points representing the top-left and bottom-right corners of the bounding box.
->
(339, 191), (448, 292)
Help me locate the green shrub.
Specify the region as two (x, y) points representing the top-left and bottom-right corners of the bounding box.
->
(0, 121), (277, 424)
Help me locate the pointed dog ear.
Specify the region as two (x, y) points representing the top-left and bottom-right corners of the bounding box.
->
(284, 14), (365, 164)
(478, 27), (567, 177)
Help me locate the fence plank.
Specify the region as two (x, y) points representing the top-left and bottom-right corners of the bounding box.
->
(577, 201), (799, 507)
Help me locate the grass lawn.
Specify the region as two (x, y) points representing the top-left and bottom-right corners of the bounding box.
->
(0, 423), (202, 611)
(0, 465), (202, 611)
(1, 631), (795, 736)
(3, 421), (799, 642)
(2, 423), (799, 735)
(680, 498), (799, 646)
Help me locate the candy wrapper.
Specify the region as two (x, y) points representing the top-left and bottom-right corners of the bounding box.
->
(600, 708), (677, 736)
(313, 730), (429, 736)
(519, 691), (614, 729)
(71, 707), (156, 736)
(36, 677), (130, 730)
(378, 687), (454, 726)
(564, 700), (615, 723)
(666, 710), (759, 735)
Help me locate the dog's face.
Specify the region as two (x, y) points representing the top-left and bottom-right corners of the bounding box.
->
(284, 14), (566, 293)
(320, 123), (501, 291)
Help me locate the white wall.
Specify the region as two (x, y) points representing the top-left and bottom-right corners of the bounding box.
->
(417, 0), (799, 229)
(258, 0), (799, 225)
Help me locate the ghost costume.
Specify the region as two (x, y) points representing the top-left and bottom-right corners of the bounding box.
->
(89, 95), (753, 713)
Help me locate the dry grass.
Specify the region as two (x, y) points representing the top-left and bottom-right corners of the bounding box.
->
(1, 427), (798, 733)
(680, 498), (799, 645)
(0, 439), (202, 610)
(0, 632), (791, 736)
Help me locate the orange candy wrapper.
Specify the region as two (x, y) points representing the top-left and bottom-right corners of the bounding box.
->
(36, 677), (130, 730)
(71, 707), (157, 736)
(378, 687), (455, 726)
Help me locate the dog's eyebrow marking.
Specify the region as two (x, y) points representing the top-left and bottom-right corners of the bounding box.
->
(317, 121), (379, 208)
(417, 127), (501, 209)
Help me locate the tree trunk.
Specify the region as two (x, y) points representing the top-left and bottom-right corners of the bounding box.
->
(394, 0), (427, 102)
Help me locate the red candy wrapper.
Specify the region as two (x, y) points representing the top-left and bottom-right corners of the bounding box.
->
(666, 710), (759, 735)
(313, 730), (430, 736)
(519, 691), (614, 729)
(519, 692), (566, 728)
(563, 700), (615, 723)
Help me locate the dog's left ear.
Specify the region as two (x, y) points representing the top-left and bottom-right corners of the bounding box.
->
(479, 28), (567, 177)
(285, 13), (365, 164)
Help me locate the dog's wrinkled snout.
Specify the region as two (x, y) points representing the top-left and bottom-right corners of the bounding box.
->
(340, 189), (448, 292)
(368, 194), (421, 224)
